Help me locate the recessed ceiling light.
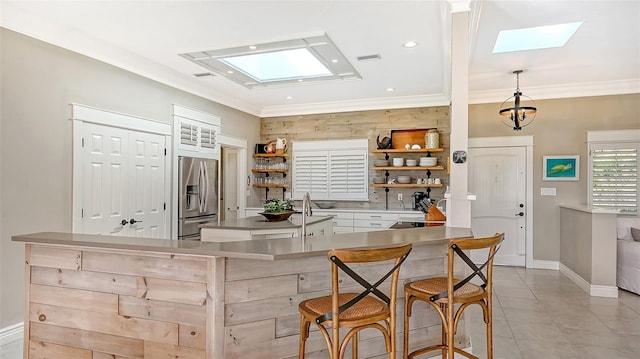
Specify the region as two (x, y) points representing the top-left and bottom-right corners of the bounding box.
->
(249, 45), (257, 50)
(386, 88), (395, 92)
(227, 70), (234, 74)
(493, 22), (583, 53)
(331, 59), (339, 63)
(403, 41), (418, 48)
(285, 96), (294, 100)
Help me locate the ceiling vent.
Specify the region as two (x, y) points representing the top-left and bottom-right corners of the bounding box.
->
(193, 72), (215, 77)
(356, 54), (382, 62)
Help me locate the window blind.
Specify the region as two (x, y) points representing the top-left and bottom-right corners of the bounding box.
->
(292, 139), (368, 201)
(591, 146), (638, 214)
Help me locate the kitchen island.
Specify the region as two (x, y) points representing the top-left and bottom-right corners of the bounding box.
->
(200, 214), (333, 242)
(13, 226), (473, 359)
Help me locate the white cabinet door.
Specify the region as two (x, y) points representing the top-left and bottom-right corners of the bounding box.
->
(82, 123), (166, 238)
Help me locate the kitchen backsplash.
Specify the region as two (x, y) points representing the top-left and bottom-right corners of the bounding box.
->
(255, 106), (451, 210)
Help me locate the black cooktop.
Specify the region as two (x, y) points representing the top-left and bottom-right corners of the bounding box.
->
(389, 221), (426, 229)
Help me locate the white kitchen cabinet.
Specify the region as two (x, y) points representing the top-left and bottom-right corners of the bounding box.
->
(353, 211), (398, 232)
(314, 210), (354, 234)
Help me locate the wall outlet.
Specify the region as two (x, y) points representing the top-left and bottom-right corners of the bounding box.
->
(398, 193), (403, 201)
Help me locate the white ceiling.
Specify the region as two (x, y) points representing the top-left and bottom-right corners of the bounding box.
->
(2, 0), (639, 117)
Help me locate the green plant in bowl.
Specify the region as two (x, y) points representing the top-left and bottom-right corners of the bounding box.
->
(262, 199), (294, 213)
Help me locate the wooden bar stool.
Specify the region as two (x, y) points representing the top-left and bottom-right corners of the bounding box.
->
(298, 243), (412, 359)
(403, 233), (504, 359)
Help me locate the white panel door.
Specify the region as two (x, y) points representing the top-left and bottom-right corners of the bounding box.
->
(469, 147), (526, 266)
(127, 130), (166, 238)
(82, 123), (129, 235)
(223, 148), (239, 221)
(82, 123), (166, 237)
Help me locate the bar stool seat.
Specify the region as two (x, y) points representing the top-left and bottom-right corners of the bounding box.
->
(298, 243), (412, 359)
(403, 233), (504, 359)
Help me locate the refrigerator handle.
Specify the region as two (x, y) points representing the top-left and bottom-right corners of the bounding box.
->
(203, 163), (210, 213)
(198, 162), (205, 214)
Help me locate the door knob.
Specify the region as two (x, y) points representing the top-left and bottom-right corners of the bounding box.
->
(516, 212), (524, 217)
(129, 219), (143, 224)
(120, 219), (128, 226)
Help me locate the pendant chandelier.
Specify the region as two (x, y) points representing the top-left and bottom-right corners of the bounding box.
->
(499, 70), (537, 131)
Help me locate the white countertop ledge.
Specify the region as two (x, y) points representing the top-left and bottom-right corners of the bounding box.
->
(13, 227), (474, 261)
(559, 203), (619, 214)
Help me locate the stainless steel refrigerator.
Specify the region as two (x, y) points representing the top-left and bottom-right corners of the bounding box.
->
(178, 156), (219, 240)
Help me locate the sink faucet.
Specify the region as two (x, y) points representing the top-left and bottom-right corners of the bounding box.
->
(302, 192), (313, 236)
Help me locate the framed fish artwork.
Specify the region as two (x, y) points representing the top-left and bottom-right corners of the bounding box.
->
(543, 155), (579, 181)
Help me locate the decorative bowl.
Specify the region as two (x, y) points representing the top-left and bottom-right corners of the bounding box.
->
(373, 177), (386, 184)
(419, 157), (437, 166)
(259, 211), (295, 222)
(314, 201), (336, 209)
(392, 158), (404, 167)
(406, 159), (417, 166)
(397, 175), (411, 184)
(374, 160), (389, 167)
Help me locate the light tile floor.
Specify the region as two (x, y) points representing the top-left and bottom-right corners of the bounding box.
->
(467, 266), (640, 359)
(2, 266), (639, 359)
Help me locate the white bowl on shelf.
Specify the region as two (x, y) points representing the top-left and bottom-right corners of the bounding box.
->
(392, 158), (404, 167)
(397, 175), (411, 184)
(419, 157), (437, 166)
(374, 160), (389, 167)
(405, 159), (417, 166)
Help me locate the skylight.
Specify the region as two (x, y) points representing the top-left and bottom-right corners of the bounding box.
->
(220, 48), (332, 82)
(493, 22), (583, 53)
(180, 34), (360, 88)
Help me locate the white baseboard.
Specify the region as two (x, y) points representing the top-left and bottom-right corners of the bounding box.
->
(559, 263), (618, 298)
(532, 260), (559, 270)
(0, 322), (23, 346)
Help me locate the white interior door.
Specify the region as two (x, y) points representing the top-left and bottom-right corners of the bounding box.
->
(127, 130), (166, 238)
(469, 146), (527, 266)
(82, 123), (129, 235)
(82, 123), (166, 237)
(223, 147), (239, 221)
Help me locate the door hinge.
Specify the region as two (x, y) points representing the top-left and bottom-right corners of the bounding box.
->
(164, 202), (166, 211)
(81, 208), (84, 218)
(81, 138), (84, 147)
(164, 148), (167, 156)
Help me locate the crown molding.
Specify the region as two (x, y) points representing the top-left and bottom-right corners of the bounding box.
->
(259, 94), (450, 118)
(470, 79), (640, 104)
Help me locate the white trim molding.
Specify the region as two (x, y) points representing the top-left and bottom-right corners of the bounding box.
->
(559, 263), (619, 298)
(0, 322), (23, 346)
(532, 260), (560, 270)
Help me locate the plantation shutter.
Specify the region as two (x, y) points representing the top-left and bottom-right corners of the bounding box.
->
(293, 153), (329, 197)
(292, 139), (368, 201)
(591, 144), (638, 214)
(329, 151), (367, 199)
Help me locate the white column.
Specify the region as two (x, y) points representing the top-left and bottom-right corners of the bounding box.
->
(446, 1), (472, 228)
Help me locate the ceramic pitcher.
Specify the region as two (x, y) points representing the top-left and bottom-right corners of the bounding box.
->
(276, 138), (287, 149)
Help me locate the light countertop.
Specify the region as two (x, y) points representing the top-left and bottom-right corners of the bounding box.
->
(200, 214), (332, 230)
(13, 226), (473, 261)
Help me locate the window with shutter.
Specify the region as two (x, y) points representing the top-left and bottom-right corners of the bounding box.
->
(591, 145), (638, 214)
(180, 122), (198, 147)
(292, 139), (368, 201)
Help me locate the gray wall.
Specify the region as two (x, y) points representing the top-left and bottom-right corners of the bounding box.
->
(469, 94), (640, 263)
(0, 28), (260, 327)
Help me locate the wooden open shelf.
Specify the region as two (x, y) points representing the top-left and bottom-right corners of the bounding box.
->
(370, 184), (444, 188)
(371, 148), (444, 154)
(253, 184), (289, 188)
(253, 153), (289, 158)
(372, 166), (445, 171)
(252, 169), (288, 173)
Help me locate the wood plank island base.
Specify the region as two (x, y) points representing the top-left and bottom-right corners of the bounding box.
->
(13, 227), (473, 359)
